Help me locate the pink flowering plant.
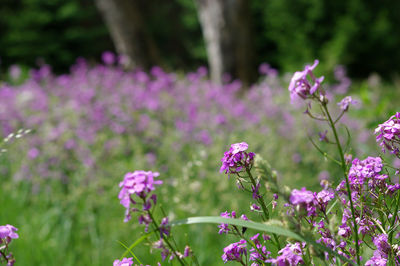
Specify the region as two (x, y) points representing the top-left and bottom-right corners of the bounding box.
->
(113, 60), (400, 265)
(115, 170), (197, 265)
(0, 224), (18, 266)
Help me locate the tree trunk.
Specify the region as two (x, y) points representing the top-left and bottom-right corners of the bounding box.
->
(194, 0), (255, 85)
(94, 0), (159, 69)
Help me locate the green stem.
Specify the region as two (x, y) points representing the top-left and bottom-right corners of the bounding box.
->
(322, 103), (360, 265)
(246, 169), (281, 250)
(246, 169), (269, 220)
(389, 191), (400, 243)
(146, 207), (186, 265)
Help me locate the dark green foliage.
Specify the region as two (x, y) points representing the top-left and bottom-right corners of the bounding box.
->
(1, 0), (399, 77)
(0, 0), (113, 73)
(255, 0), (400, 77)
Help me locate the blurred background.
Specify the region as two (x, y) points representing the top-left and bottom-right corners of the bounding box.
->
(0, 0), (400, 265)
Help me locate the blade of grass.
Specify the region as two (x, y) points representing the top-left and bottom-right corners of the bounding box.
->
(117, 231), (153, 263)
(117, 240), (142, 265)
(170, 216), (354, 265)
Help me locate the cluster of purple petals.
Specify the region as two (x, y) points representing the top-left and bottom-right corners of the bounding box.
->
(337, 157), (396, 195)
(315, 220), (354, 262)
(0, 225), (18, 266)
(375, 112), (400, 156)
(221, 239), (247, 263)
(118, 170), (162, 222)
(220, 142), (255, 175)
(152, 241), (191, 262)
(267, 242), (304, 265)
(289, 187), (334, 216)
(153, 239), (172, 261)
(0, 57), (300, 186)
(288, 60), (324, 101)
(113, 257), (134, 266)
(249, 233), (271, 263)
(218, 211), (248, 234)
(337, 96), (357, 111)
(365, 234), (391, 265)
(159, 217), (170, 238)
(0, 225), (19, 242)
(2, 55), (366, 195)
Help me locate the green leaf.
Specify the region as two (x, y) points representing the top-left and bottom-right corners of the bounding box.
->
(117, 240), (142, 265)
(170, 216), (354, 265)
(118, 231), (153, 262)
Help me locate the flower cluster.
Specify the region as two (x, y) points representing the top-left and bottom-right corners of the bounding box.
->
(0, 224), (19, 266)
(336, 156), (395, 196)
(118, 170), (162, 223)
(365, 234), (394, 265)
(218, 211), (248, 234)
(375, 112), (400, 156)
(220, 142), (255, 175)
(337, 96), (357, 111)
(268, 242), (305, 265)
(117, 170), (194, 264)
(249, 233), (271, 263)
(288, 60), (324, 101)
(221, 239), (247, 263)
(113, 257), (134, 266)
(289, 187), (334, 217)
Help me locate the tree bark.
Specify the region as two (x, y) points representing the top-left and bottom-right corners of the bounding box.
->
(194, 0), (255, 85)
(94, 0), (159, 69)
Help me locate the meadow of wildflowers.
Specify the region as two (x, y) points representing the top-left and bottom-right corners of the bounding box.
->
(1, 53), (399, 265)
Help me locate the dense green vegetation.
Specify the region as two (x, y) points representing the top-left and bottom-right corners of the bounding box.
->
(1, 0), (399, 77)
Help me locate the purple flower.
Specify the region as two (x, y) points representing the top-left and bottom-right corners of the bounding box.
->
(290, 188), (314, 205)
(289, 187), (316, 216)
(118, 170), (162, 222)
(218, 211), (247, 234)
(218, 211), (233, 234)
(373, 234), (391, 255)
(375, 112), (400, 155)
(268, 242), (304, 265)
(337, 224), (352, 238)
(113, 257), (133, 266)
(0, 225), (19, 240)
(221, 239), (247, 263)
(288, 60), (324, 101)
(183, 246), (191, 257)
(159, 217), (170, 237)
(315, 189), (334, 212)
(318, 130), (328, 142)
(365, 251), (388, 266)
(249, 233), (271, 262)
(102, 51), (116, 65)
(345, 157), (384, 191)
(220, 142), (255, 175)
(338, 96), (357, 111)
(152, 240), (170, 261)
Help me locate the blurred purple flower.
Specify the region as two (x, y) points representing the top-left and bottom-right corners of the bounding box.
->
(113, 257), (133, 266)
(288, 60), (324, 101)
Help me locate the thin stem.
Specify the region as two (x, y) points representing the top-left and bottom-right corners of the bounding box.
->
(321, 103), (360, 265)
(0, 249), (8, 263)
(389, 191), (400, 243)
(246, 169), (269, 220)
(334, 110), (346, 124)
(246, 168), (281, 250)
(146, 205), (186, 265)
(308, 136), (342, 165)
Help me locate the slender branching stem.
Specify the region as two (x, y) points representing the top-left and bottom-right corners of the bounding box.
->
(246, 168), (281, 250)
(321, 102), (360, 265)
(145, 201), (186, 266)
(389, 191), (400, 243)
